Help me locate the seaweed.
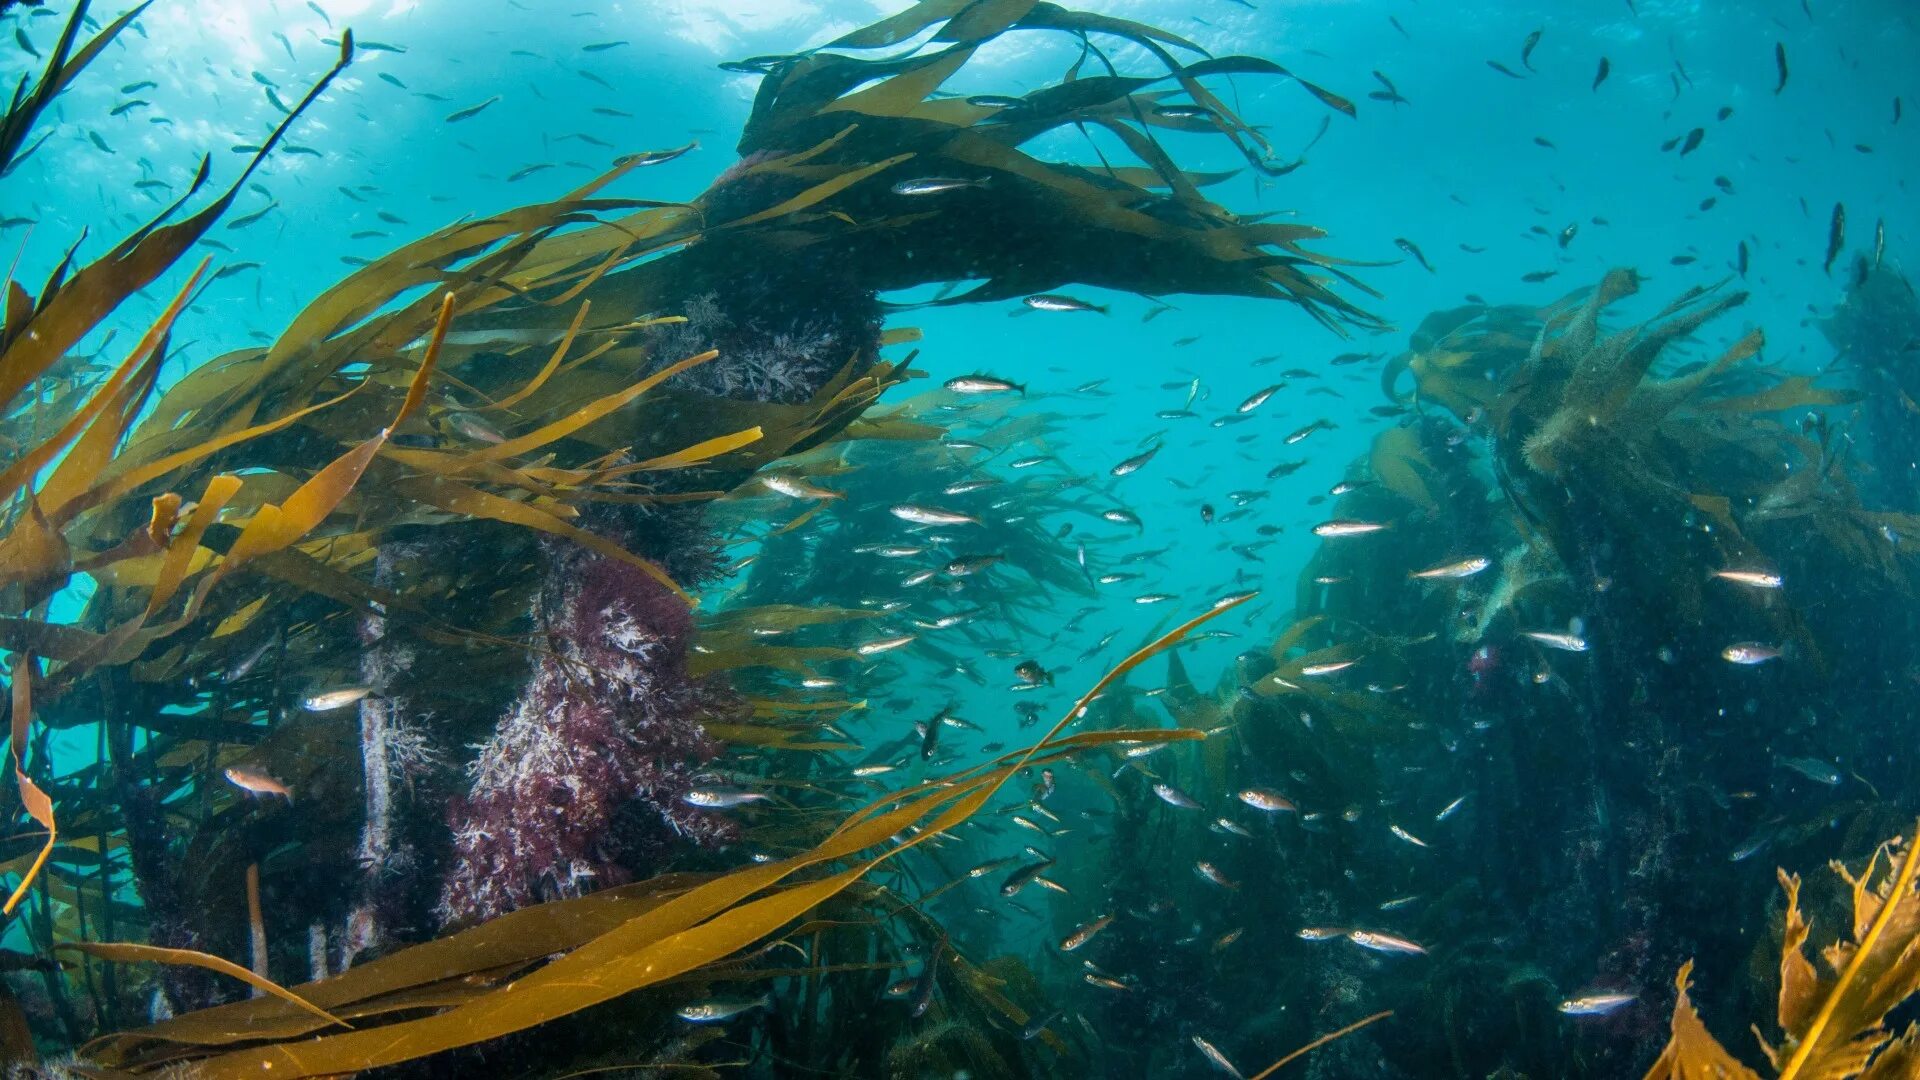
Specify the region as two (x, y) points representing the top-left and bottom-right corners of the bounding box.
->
(1642, 826), (1920, 1080)
(0, 2), (1382, 1073)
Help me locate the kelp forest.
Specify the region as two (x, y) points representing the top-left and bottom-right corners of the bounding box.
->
(0, 1), (1918, 1078)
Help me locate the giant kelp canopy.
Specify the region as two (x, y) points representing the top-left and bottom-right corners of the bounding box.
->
(0, 1), (1378, 1075)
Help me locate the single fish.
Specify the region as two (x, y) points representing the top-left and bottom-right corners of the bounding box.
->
(1021, 1009), (1063, 1040)
(945, 554), (1004, 576)
(1560, 992), (1638, 1016)
(1195, 861), (1239, 890)
(224, 766), (293, 801)
(1775, 756), (1842, 785)
(1237, 788), (1296, 813)
(1773, 42), (1789, 94)
(1825, 202), (1845, 275)
(909, 940), (944, 1018)
(1237, 384), (1283, 413)
(616, 142), (700, 168)
(1313, 520), (1389, 538)
(1521, 630), (1589, 653)
(1013, 660), (1052, 686)
(1297, 927), (1347, 941)
(1120, 770), (1196, 805)
(1153, 104), (1217, 121)
(1001, 857), (1056, 897)
(857, 634), (916, 657)
(762, 473), (845, 500)
(1486, 60), (1526, 79)
(1300, 660), (1356, 677)
(1435, 795), (1468, 821)
(891, 503), (980, 526)
(1410, 556), (1491, 580)
(944, 374), (1023, 394)
(677, 994), (769, 1023)
(1592, 57), (1610, 90)
(1348, 930), (1427, 955)
(1214, 817), (1255, 838)
(1060, 914), (1114, 951)
(1394, 237), (1434, 272)
(1192, 1035), (1245, 1079)
(445, 96), (501, 123)
(1519, 28), (1543, 71)
(1389, 824), (1430, 848)
(681, 788), (772, 808)
(303, 686), (374, 712)
(893, 176), (989, 195)
(1023, 294), (1108, 314)
(443, 411), (505, 445)
(1679, 127), (1704, 155)
(1722, 642), (1781, 665)
(1111, 446), (1160, 476)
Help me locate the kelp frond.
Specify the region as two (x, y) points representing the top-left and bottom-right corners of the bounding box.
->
(1642, 825), (1920, 1080)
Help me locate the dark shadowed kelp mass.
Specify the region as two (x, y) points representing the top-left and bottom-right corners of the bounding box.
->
(0, 0), (1917, 1077)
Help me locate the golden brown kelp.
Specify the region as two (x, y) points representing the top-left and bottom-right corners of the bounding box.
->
(1642, 826), (1920, 1079)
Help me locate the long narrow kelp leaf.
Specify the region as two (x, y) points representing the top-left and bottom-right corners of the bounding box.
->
(0, 258), (206, 509)
(1, 655), (52, 917)
(56, 943), (348, 1031)
(455, 349), (718, 464)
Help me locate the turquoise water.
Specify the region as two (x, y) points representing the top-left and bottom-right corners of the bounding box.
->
(3, 0), (1919, 1076)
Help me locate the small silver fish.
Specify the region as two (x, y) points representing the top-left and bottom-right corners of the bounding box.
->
(302, 686), (374, 712)
(1722, 642), (1781, 665)
(1775, 756), (1842, 785)
(1236, 788), (1296, 813)
(677, 994), (769, 1023)
(761, 473), (844, 500)
(1191, 1034), (1244, 1079)
(1297, 926), (1347, 941)
(1521, 630), (1589, 653)
(1237, 384), (1283, 413)
(890, 503), (980, 526)
(681, 788), (772, 808)
(1313, 520), (1389, 538)
(1347, 929), (1426, 955)
(1435, 795), (1468, 821)
(893, 176), (988, 195)
(1299, 660), (1356, 677)
(1023, 293), (1108, 314)
(1059, 914), (1114, 951)
(1410, 556), (1492, 580)
(944, 374), (1024, 394)
(1558, 992), (1637, 1016)
(1214, 816), (1256, 838)
(1389, 824), (1430, 848)
(1111, 446), (1160, 476)
(1134, 593), (1176, 605)
(1712, 568), (1783, 589)
(1153, 782), (1201, 809)
(857, 634), (916, 656)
